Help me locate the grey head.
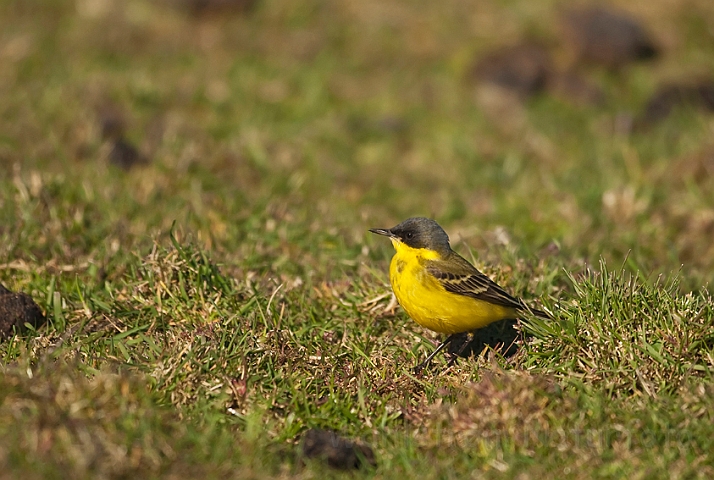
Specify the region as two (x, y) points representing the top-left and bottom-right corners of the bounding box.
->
(369, 217), (451, 254)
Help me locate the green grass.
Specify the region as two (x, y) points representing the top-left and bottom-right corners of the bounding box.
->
(2, 0), (714, 477)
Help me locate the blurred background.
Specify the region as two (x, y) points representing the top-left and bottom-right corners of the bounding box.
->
(2, 0), (714, 286)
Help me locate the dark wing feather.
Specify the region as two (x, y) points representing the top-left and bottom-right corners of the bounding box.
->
(425, 252), (532, 313)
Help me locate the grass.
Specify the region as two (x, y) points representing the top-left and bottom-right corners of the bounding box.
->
(2, 0), (714, 477)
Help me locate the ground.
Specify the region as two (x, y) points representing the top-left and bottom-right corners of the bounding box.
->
(1, 0), (714, 478)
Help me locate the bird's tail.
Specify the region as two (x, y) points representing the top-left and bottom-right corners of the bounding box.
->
(518, 305), (552, 320)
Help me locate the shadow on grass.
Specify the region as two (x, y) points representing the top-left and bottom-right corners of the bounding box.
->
(447, 319), (521, 360)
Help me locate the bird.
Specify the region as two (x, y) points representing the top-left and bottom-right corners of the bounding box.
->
(369, 217), (550, 372)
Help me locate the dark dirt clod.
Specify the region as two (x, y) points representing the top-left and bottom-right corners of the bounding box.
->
(640, 80), (714, 124)
(562, 7), (658, 68)
(471, 43), (553, 98)
(109, 138), (148, 170)
(301, 428), (376, 470)
(0, 284), (46, 339)
(178, 0), (259, 15)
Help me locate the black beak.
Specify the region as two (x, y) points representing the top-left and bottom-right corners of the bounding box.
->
(369, 228), (393, 237)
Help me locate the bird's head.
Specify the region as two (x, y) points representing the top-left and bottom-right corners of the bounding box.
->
(370, 217), (451, 254)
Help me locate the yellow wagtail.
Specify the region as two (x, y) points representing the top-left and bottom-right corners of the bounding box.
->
(370, 217), (550, 372)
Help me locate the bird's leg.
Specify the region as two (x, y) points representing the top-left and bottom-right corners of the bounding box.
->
(446, 331), (476, 369)
(412, 334), (458, 374)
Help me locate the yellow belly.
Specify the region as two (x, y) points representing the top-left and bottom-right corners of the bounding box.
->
(389, 249), (515, 335)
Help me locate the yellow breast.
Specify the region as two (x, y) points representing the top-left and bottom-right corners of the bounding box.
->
(388, 241), (515, 334)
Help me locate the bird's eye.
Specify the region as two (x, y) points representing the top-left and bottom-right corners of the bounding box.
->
(405, 232), (414, 239)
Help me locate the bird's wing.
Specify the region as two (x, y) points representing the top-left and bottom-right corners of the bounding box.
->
(425, 253), (527, 311)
